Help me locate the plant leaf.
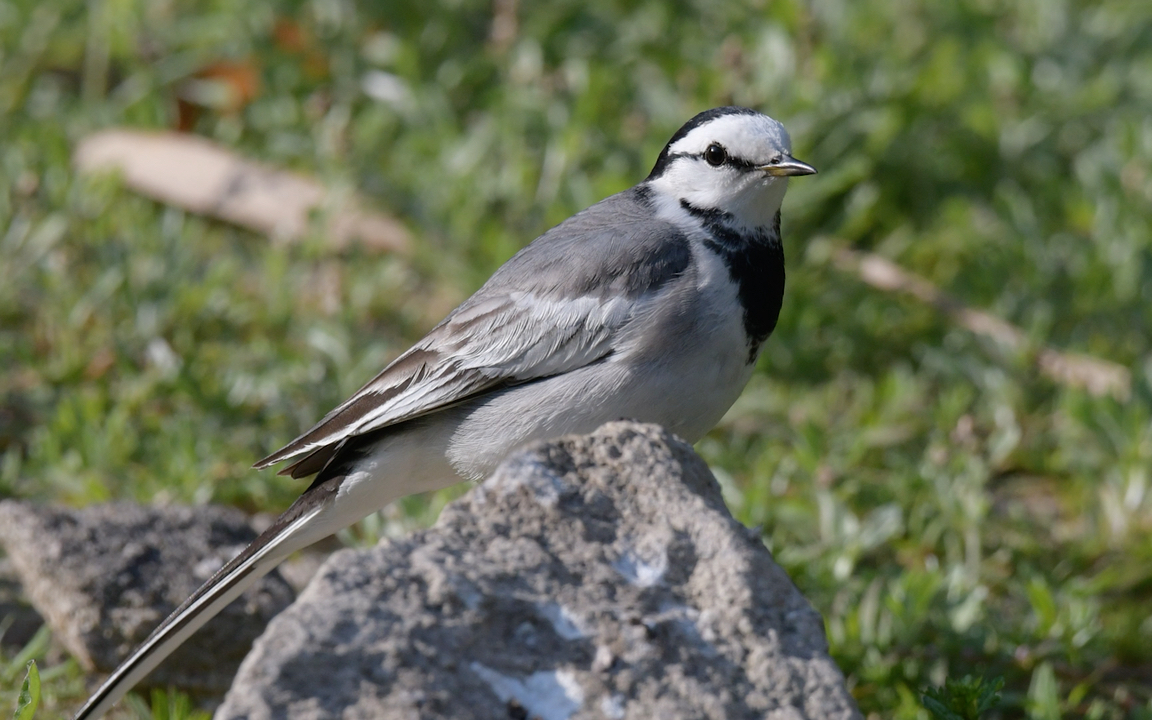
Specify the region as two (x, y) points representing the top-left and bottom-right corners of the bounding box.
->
(12, 660), (40, 720)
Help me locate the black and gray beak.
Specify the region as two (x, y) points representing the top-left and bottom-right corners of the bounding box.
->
(760, 155), (818, 177)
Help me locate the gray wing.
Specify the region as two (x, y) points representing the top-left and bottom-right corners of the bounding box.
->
(255, 186), (691, 476)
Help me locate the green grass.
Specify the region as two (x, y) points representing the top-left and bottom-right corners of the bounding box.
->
(923, 675), (1005, 720)
(13, 661), (40, 720)
(1, 0), (1151, 717)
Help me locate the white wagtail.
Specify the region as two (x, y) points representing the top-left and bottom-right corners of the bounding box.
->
(73, 106), (816, 719)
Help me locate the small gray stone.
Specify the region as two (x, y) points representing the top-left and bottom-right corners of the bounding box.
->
(0, 501), (295, 696)
(218, 422), (861, 720)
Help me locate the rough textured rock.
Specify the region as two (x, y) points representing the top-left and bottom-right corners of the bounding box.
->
(0, 501), (295, 695)
(0, 557), (43, 650)
(218, 422), (861, 720)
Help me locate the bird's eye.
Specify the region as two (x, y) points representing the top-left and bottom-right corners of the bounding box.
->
(704, 143), (727, 167)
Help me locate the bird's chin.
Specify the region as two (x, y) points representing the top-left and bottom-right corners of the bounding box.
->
(730, 181), (787, 227)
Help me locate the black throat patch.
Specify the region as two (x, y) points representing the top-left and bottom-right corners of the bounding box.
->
(680, 199), (785, 362)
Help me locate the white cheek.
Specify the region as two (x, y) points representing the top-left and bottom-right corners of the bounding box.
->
(648, 163), (738, 208)
(648, 163), (788, 232)
(680, 179), (737, 210)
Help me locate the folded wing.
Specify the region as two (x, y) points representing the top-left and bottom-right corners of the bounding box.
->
(255, 186), (691, 477)
(255, 290), (636, 475)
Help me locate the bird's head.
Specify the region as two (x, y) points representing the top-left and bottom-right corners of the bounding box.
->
(645, 107), (816, 231)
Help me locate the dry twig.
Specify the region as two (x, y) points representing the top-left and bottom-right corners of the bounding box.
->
(829, 244), (1131, 401)
(74, 129), (411, 253)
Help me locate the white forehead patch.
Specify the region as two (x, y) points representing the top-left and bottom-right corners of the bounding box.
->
(668, 113), (792, 164)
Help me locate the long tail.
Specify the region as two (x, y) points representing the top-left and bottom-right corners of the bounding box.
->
(72, 419), (461, 719)
(72, 478), (341, 720)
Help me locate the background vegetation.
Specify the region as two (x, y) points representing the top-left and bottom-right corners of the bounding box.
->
(1, 0), (1150, 717)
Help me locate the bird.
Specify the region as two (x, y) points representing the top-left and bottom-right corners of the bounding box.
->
(72, 105), (816, 719)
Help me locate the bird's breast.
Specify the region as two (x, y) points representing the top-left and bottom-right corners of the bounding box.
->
(643, 240), (760, 439)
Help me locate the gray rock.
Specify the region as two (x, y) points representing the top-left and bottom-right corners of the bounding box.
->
(0, 501), (295, 695)
(0, 557), (44, 651)
(218, 421), (861, 720)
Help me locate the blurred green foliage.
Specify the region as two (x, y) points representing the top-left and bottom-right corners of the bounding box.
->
(0, 627), (83, 715)
(122, 689), (210, 720)
(923, 674), (1004, 720)
(1, 0), (1151, 717)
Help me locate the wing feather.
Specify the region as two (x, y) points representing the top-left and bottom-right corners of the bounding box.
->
(254, 291), (633, 470)
(254, 186), (693, 473)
